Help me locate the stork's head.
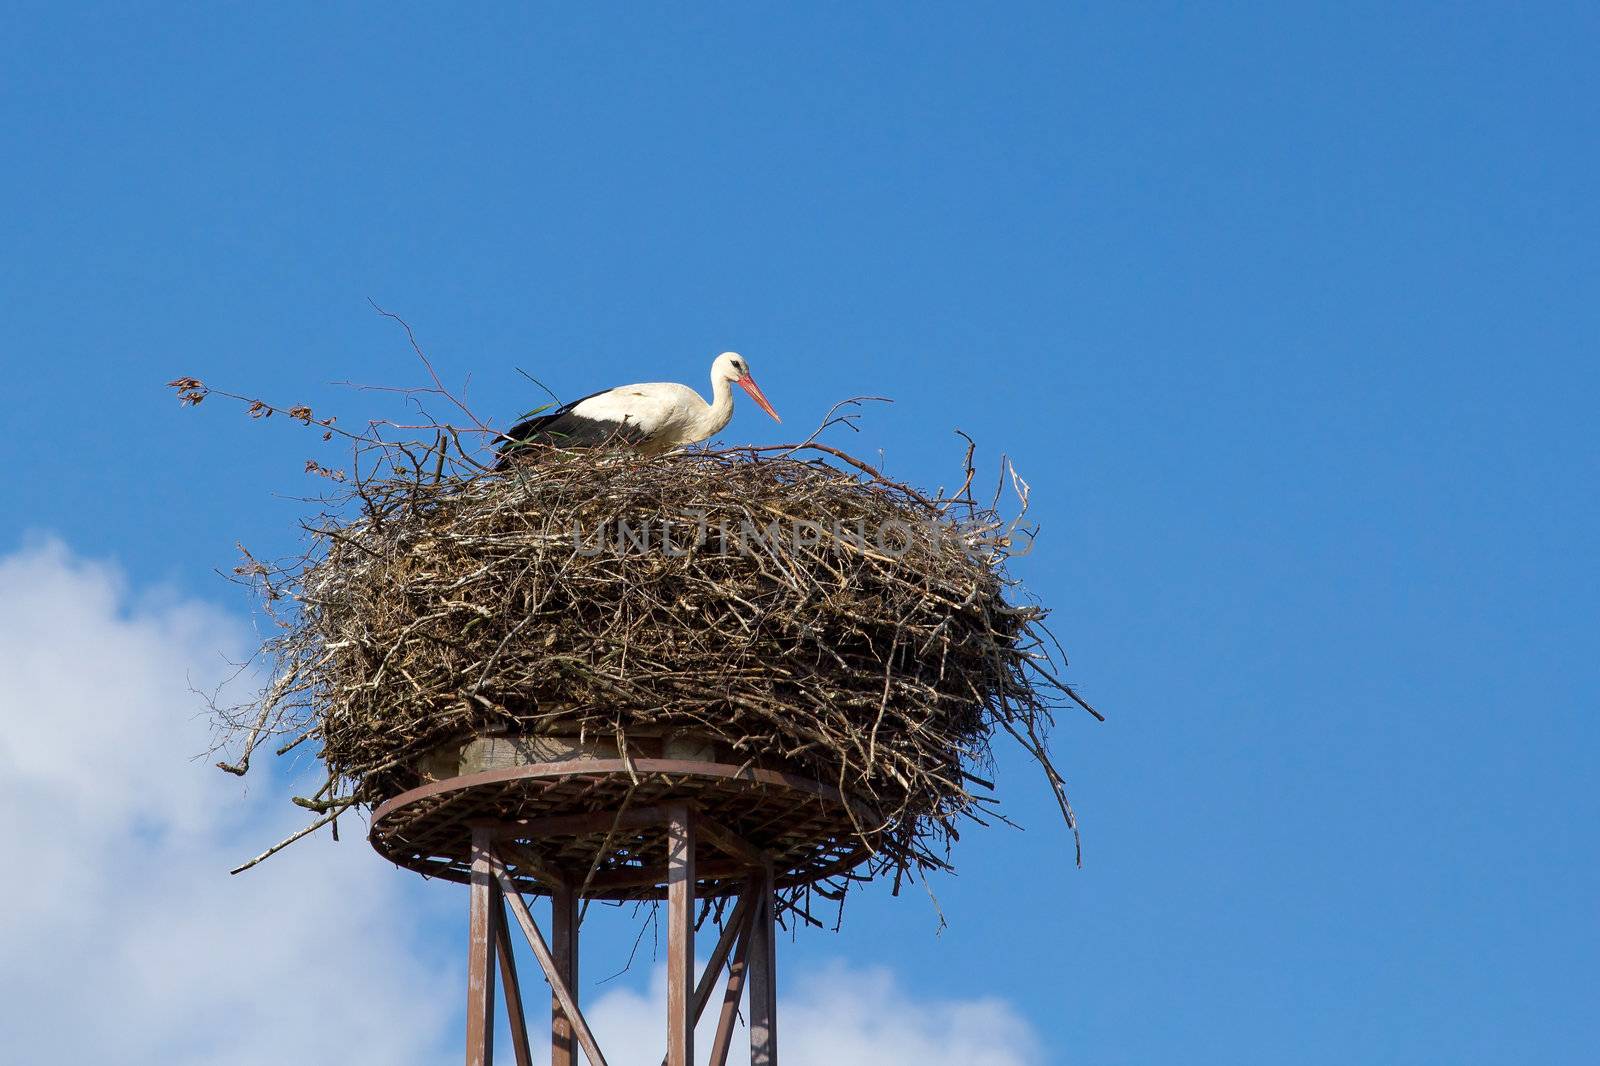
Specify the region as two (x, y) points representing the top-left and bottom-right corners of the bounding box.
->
(713, 351), (781, 424)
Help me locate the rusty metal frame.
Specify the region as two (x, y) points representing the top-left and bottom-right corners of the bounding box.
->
(462, 802), (782, 1066)
(372, 756), (879, 906)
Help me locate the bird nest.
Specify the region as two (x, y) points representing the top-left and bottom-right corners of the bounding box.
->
(200, 379), (1095, 906)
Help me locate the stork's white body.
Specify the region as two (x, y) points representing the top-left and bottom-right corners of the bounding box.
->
(495, 351), (781, 465)
(558, 380), (734, 455)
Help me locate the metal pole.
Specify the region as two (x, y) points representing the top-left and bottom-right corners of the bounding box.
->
(665, 802), (696, 1066)
(467, 828), (498, 1066)
(494, 895), (534, 1066)
(747, 866), (778, 1066)
(551, 881), (579, 1066)
(707, 901), (755, 1066)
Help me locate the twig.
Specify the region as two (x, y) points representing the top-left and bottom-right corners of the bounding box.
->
(229, 801), (355, 874)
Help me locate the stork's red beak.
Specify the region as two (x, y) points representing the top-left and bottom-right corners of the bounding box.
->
(738, 375), (781, 423)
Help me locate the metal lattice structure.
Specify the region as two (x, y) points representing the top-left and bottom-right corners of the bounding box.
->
(369, 743), (879, 1066)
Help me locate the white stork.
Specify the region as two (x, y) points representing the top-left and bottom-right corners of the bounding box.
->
(495, 351), (781, 467)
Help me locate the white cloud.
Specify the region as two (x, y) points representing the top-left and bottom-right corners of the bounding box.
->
(0, 539), (1042, 1066)
(0, 539), (454, 1066)
(582, 959), (1042, 1066)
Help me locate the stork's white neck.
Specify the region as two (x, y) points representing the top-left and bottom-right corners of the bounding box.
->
(695, 368), (736, 440)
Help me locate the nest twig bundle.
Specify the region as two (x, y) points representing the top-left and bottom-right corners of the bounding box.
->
(187, 355), (1095, 902)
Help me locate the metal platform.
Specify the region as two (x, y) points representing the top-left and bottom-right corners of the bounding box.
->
(370, 756), (879, 900)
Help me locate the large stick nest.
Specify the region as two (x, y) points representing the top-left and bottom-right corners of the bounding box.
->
(204, 383), (1095, 898)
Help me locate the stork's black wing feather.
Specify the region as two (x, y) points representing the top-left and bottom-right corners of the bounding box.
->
(501, 389), (606, 442)
(493, 389), (646, 469)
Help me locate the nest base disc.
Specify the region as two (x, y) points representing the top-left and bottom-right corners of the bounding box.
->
(369, 750), (877, 900)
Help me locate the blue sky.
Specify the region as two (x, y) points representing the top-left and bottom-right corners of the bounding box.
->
(2, 4), (1597, 1063)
